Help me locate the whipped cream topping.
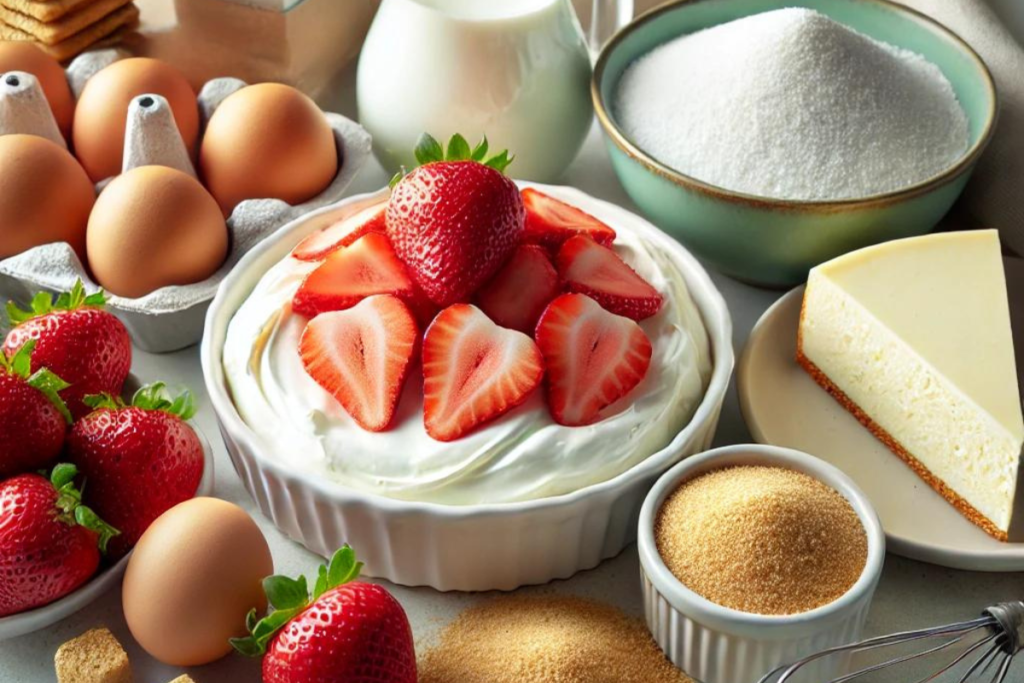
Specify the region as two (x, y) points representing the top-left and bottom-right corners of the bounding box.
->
(223, 201), (712, 506)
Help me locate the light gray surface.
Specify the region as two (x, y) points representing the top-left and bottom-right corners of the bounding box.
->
(4, 48), (1024, 683)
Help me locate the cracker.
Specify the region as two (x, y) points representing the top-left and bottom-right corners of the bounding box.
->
(0, 0), (97, 24)
(0, 0), (131, 45)
(0, 3), (138, 62)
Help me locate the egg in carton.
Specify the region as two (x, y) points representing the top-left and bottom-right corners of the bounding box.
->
(0, 49), (371, 353)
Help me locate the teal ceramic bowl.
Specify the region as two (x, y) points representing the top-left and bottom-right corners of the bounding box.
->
(593, 0), (997, 287)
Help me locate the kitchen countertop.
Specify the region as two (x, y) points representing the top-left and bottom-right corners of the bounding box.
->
(4, 19), (1024, 681)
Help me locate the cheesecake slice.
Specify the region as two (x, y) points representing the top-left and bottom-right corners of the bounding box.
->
(797, 230), (1024, 542)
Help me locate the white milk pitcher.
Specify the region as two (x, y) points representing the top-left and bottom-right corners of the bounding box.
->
(357, 0), (633, 181)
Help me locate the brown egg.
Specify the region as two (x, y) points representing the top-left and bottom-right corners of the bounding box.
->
(123, 497), (273, 667)
(200, 82), (337, 216)
(73, 58), (199, 182)
(86, 165), (228, 298)
(0, 134), (94, 261)
(0, 42), (74, 138)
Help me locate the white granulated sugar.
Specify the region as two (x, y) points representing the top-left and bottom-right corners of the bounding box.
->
(614, 8), (969, 201)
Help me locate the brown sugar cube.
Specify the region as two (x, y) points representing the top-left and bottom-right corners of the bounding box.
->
(54, 627), (133, 683)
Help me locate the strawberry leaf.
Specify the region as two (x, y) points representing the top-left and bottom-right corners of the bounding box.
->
(230, 544), (363, 658)
(446, 133), (471, 161)
(414, 133), (445, 166)
(74, 505), (119, 555)
(327, 546), (363, 588)
(48, 463), (120, 554)
(395, 132), (513, 181)
(485, 150), (514, 174)
(470, 136), (489, 162)
(228, 635), (264, 658)
(82, 392), (124, 411)
(50, 462), (78, 490)
(3, 339), (36, 378)
(6, 280), (107, 325)
(264, 575), (308, 611)
(27, 368), (72, 423)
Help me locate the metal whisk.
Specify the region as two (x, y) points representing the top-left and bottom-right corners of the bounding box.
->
(758, 601), (1023, 683)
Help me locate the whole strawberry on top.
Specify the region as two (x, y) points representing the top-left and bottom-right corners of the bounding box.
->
(0, 340), (71, 477)
(387, 133), (524, 308)
(5, 281), (131, 419)
(232, 545), (416, 683)
(0, 463), (118, 617)
(66, 383), (203, 558)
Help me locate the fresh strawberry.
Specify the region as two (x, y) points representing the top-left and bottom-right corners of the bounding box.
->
(535, 294), (653, 426)
(292, 233), (418, 318)
(386, 133), (524, 308)
(0, 464), (118, 617)
(422, 303), (543, 441)
(5, 281), (131, 419)
(0, 340), (71, 477)
(65, 383), (203, 558)
(292, 204), (387, 262)
(299, 295), (418, 432)
(232, 546), (417, 683)
(476, 244), (560, 334)
(522, 187), (617, 251)
(556, 235), (663, 321)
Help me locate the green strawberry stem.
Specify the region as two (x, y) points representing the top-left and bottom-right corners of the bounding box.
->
(50, 463), (120, 554)
(0, 340), (72, 423)
(230, 545), (364, 658)
(83, 382), (197, 421)
(389, 133), (515, 187)
(6, 279), (107, 326)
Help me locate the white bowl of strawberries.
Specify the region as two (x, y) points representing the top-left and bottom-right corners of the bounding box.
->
(0, 284), (213, 640)
(203, 135), (733, 591)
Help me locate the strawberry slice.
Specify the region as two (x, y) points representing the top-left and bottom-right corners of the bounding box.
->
(476, 245), (559, 334)
(292, 204), (387, 262)
(535, 293), (653, 427)
(522, 188), (616, 251)
(292, 233), (417, 318)
(299, 295), (418, 432)
(422, 304), (544, 441)
(556, 235), (663, 321)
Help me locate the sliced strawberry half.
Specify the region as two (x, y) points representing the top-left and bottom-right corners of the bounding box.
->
(292, 233), (417, 318)
(422, 304), (544, 441)
(476, 245), (559, 334)
(292, 204), (387, 262)
(556, 235), (663, 321)
(299, 295), (418, 432)
(522, 188), (616, 251)
(535, 293), (653, 427)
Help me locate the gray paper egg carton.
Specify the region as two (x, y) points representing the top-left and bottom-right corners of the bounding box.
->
(0, 49), (372, 353)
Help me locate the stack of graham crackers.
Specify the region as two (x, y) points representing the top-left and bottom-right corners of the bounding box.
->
(0, 0), (139, 62)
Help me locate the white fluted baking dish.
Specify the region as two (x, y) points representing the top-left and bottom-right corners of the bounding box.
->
(201, 184), (733, 592)
(638, 444), (885, 683)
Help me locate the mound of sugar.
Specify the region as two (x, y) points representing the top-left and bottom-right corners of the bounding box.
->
(614, 8), (969, 201)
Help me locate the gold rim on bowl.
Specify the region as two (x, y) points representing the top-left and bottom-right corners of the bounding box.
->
(591, 0), (999, 213)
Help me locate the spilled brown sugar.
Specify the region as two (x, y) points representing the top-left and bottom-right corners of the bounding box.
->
(418, 595), (692, 683)
(655, 465), (868, 616)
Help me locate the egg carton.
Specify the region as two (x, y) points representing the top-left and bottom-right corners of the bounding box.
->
(0, 49), (372, 353)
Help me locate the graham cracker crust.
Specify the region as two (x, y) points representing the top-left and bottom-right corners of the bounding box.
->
(796, 303), (1009, 543)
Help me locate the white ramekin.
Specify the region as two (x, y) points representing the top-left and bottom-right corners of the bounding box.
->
(201, 182), (734, 592)
(638, 444), (885, 683)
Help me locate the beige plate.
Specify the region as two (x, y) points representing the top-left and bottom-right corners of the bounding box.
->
(738, 258), (1024, 572)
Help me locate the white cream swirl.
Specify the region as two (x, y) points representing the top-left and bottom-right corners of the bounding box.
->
(223, 206), (712, 505)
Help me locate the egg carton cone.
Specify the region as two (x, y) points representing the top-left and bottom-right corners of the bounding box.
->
(0, 72), (65, 148)
(0, 49), (372, 353)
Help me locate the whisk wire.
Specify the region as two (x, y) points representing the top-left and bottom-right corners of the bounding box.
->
(757, 602), (1023, 683)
